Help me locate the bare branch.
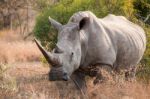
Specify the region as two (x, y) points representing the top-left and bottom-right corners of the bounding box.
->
(144, 14), (150, 22)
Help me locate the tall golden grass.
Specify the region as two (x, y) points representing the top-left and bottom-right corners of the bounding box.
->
(0, 29), (42, 63)
(0, 29), (22, 41)
(87, 80), (150, 99)
(0, 41), (42, 63)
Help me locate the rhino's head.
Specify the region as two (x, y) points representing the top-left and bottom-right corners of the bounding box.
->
(35, 16), (89, 81)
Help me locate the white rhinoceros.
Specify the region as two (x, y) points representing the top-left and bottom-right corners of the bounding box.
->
(35, 11), (146, 92)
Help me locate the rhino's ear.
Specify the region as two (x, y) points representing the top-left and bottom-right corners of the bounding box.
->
(49, 16), (62, 31)
(79, 17), (89, 30)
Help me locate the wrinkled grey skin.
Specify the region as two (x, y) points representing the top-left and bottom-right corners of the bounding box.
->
(35, 11), (146, 92)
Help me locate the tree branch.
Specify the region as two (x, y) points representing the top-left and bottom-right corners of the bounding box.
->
(144, 14), (150, 22)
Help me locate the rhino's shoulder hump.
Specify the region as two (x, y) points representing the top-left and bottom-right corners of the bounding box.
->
(102, 14), (128, 22)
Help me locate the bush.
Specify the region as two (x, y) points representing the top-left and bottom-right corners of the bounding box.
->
(137, 26), (150, 82)
(133, 0), (150, 24)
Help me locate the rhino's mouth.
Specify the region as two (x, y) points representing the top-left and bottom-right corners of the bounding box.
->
(49, 67), (69, 81)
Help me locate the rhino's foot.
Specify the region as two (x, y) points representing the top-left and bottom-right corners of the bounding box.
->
(89, 67), (99, 77)
(93, 75), (105, 85)
(125, 68), (136, 82)
(93, 65), (114, 85)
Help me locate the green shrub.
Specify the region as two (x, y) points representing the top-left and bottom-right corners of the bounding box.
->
(133, 0), (150, 25)
(137, 26), (150, 82)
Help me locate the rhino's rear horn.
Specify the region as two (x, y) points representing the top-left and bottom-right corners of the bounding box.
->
(34, 38), (60, 65)
(49, 16), (62, 31)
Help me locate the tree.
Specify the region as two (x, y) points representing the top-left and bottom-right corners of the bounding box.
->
(0, 0), (27, 29)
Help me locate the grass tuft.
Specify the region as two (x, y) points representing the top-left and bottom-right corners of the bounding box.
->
(0, 63), (17, 92)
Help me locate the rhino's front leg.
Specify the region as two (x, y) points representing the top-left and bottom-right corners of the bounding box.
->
(93, 65), (114, 85)
(71, 71), (87, 94)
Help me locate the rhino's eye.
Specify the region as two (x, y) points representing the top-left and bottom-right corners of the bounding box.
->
(71, 52), (74, 56)
(70, 52), (74, 62)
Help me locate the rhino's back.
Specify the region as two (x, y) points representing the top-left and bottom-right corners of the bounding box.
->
(101, 14), (146, 69)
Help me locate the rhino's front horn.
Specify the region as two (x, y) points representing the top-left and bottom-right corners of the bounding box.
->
(49, 16), (62, 31)
(34, 38), (60, 66)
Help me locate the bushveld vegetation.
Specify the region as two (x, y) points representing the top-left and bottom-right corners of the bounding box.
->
(34, 0), (150, 81)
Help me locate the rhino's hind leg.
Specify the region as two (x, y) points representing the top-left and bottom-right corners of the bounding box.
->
(93, 65), (114, 85)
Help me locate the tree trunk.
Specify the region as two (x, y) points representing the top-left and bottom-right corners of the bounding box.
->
(3, 14), (11, 28)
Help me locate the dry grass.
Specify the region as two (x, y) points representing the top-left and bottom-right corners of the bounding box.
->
(0, 29), (22, 41)
(0, 63), (17, 93)
(0, 40), (42, 63)
(1, 63), (150, 99)
(88, 80), (150, 99)
(0, 29), (42, 63)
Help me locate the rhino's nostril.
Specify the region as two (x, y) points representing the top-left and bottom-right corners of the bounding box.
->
(62, 72), (69, 81)
(63, 72), (67, 76)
